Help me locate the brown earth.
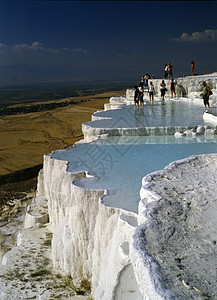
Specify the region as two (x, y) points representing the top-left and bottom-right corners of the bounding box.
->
(0, 89), (125, 212)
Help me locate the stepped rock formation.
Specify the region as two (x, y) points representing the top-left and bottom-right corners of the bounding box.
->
(1, 73), (217, 299)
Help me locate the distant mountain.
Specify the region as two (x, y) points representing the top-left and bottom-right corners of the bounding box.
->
(0, 65), (87, 86)
(0, 65), (138, 87)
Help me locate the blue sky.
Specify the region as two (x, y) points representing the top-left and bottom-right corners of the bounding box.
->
(0, 0), (217, 86)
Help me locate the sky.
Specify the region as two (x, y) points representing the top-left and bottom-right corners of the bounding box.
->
(0, 0), (217, 87)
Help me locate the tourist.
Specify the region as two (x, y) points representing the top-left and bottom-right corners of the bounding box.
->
(191, 60), (195, 76)
(160, 80), (167, 101)
(202, 81), (211, 111)
(148, 81), (155, 102)
(140, 76), (144, 87)
(143, 74), (149, 90)
(134, 86), (140, 107)
(164, 64), (168, 79)
(138, 83), (144, 106)
(170, 79), (176, 98)
(167, 62), (173, 79)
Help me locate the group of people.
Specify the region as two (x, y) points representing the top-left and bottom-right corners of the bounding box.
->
(160, 79), (177, 100)
(139, 74), (155, 88)
(144, 60), (196, 84)
(135, 59), (212, 110)
(134, 79), (212, 111)
(164, 62), (173, 79)
(164, 60), (196, 78)
(134, 81), (155, 106)
(134, 78), (177, 106)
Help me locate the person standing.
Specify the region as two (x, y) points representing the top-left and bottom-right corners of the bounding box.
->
(170, 79), (176, 98)
(148, 81), (155, 103)
(191, 60), (195, 76)
(134, 86), (140, 107)
(140, 76), (144, 87)
(160, 80), (167, 101)
(143, 74), (149, 89)
(202, 81), (211, 111)
(164, 64), (168, 79)
(167, 62), (173, 79)
(138, 83), (144, 106)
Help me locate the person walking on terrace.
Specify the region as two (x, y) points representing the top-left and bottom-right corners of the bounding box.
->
(202, 81), (211, 111)
(148, 81), (155, 103)
(160, 80), (167, 101)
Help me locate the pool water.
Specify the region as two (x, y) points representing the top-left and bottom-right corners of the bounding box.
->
(51, 135), (217, 213)
(87, 100), (212, 129)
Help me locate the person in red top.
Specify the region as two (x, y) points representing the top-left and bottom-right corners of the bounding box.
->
(191, 60), (195, 76)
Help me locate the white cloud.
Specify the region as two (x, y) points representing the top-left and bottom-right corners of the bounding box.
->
(0, 41), (88, 68)
(0, 41), (88, 55)
(172, 29), (217, 42)
(70, 48), (88, 54)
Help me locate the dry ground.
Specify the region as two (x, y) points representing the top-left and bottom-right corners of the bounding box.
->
(0, 89), (125, 210)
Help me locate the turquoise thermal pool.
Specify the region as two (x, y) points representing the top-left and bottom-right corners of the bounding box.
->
(86, 100), (217, 129)
(50, 100), (217, 213)
(51, 135), (217, 213)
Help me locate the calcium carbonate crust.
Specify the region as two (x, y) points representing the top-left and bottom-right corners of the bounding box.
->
(42, 151), (142, 300)
(132, 153), (217, 299)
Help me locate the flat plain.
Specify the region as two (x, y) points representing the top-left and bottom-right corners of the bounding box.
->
(0, 88), (125, 211)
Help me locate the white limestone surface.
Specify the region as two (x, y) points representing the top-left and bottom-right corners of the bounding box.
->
(2, 74), (217, 299)
(125, 73), (217, 101)
(42, 154), (142, 299)
(203, 110), (217, 124)
(24, 195), (49, 228)
(0, 224), (80, 299)
(82, 103), (217, 142)
(131, 154), (217, 299)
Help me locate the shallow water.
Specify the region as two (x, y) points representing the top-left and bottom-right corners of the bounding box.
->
(86, 100), (214, 128)
(51, 135), (217, 213)
(50, 100), (217, 213)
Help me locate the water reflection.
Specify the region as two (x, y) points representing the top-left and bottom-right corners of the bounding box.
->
(134, 106), (144, 127)
(91, 100), (206, 128)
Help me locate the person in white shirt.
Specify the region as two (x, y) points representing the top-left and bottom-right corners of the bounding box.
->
(160, 80), (167, 101)
(148, 81), (155, 102)
(138, 84), (144, 106)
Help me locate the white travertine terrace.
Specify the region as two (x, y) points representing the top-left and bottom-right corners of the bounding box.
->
(1, 73), (217, 299)
(133, 154), (217, 299)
